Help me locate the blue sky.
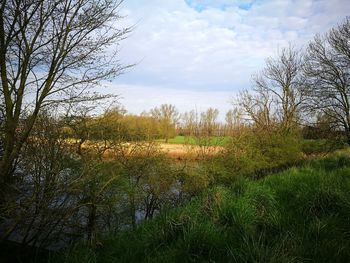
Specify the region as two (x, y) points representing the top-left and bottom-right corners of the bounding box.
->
(184, 0), (256, 11)
(104, 0), (350, 118)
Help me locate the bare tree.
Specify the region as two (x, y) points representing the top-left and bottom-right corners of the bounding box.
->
(303, 17), (350, 144)
(238, 87), (274, 130)
(150, 104), (179, 143)
(200, 107), (219, 136)
(181, 110), (197, 136)
(239, 46), (304, 132)
(0, 0), (131, 182)
(187, 108), (222, 158)
(225, 108), (243, 136)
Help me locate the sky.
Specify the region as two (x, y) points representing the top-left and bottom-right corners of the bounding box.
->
(103, 0), (350, 118)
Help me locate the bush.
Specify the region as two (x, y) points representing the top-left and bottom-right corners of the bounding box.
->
(216, 129), (303, 182)
(301, 139), (345, 155)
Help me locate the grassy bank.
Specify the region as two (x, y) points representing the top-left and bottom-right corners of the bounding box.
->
(54, 149), (350, 263)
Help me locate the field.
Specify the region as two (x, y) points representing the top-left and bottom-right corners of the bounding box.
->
(65, 137), (227, 159)
(156, 136), (231, 146)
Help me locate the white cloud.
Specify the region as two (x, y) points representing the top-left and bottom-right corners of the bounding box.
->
(111, 0), (350, 112)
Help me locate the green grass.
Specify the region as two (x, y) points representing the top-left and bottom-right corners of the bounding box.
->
(301, 139), (346, 154)
(156, 136), (231, 146)
(54, 149), (350, 263)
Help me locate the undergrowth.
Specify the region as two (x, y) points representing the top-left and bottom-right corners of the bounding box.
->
(53, 150), (350, 263)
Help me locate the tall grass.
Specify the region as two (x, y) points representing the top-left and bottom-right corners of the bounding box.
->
(53, 150), (350, 262)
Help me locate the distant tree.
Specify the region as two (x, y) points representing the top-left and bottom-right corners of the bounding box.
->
(303, 17), (350, 144)
(0, 0), (131, 183)
(225, 108), (243, 135)
(200, 108), (219, 136)
(181, 110), (197, 136)
(119, 115), (162, 141)
(150, 104), (179, 143)
(105, 105), (128, 117)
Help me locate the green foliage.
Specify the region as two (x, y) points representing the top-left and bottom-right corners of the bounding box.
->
(50, 245), (97, 263)
(54, 150), (350, 262)
(301, 139), (345, 155)
(216, 129), (303, 180)
(118, 115), (163, 141)
(150, 104), (179, 142)
(65, 112), (164, 143)
(177, 164), (212, 195)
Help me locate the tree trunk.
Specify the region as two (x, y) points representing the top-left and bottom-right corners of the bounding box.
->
(0, 158), (13, 184)
(87, 204), (97, 245)
(0, 124), (17, 184)
(0, 110), (40, 183)
(130, 196), (136, 230)
(346, 131), (350, 146)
